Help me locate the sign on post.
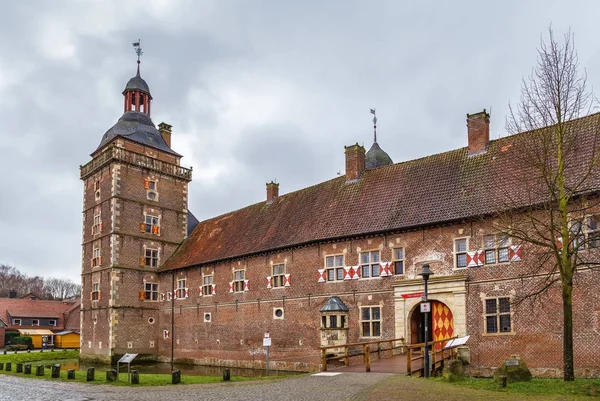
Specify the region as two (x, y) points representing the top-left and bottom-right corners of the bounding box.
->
(117, 353), (138, 383)
(420, 302), (431, 313)
(264, 332), (271, 376)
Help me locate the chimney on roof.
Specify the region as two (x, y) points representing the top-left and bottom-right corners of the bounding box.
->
(344, 143), (366, 182)
(266, 181), (279, 203)
(158, 122), (172, 148)
(467, 109), (490, 156)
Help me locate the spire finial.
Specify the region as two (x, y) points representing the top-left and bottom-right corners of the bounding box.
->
(132, 40), (143, 76)
(370, 108), (377, 143)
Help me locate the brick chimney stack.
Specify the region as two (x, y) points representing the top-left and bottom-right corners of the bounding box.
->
(158, 122), (172, 148)
(467, 110), (490, 156)
(345, 143), (366, 182)
(266, 181), (279, 203)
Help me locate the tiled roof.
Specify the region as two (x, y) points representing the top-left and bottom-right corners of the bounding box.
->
(161, 114), (600, 271)
(0, 298), (80, 330)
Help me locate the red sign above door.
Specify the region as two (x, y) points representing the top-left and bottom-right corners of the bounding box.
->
(401, 291), (425, 299)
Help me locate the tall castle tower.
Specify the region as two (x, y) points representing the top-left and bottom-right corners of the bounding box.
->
(79, 53), (192, 363)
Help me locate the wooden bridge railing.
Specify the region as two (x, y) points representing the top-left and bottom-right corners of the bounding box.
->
(319, 337), (405, 372)
(406, 336), (458, 377)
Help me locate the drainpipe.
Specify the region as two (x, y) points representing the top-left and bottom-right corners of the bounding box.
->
(171, 272), (175, 371)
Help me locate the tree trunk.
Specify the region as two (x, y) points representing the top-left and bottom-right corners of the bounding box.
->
(562, 281), (575, 381)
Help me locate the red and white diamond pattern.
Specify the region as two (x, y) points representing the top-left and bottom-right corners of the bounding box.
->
(509, 245), (522, 261)
(317, 269), (326, 283)
(466, 251), (484, 267)
(432, 301), (454, 349)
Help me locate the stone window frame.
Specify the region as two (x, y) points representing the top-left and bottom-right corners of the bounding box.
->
(233, 270), (245, 292)
(324, 254), (344, 282)
(145, 178), (159, 202)
(392, 247), (405, 275)
(176, 278), (187, 299)
(92, 207), (102, 236)
(142, 213), (161, 235)
(360, 305), (382, 338)
(91, 282), (100, 301)
(144, 247), (160, 268)
(482, 296), (514, 336)
(453, 237), (470, 269)
(320, 313), (347, 329)
(202, 274), (214, 296)
(360, 250), (381, 278)
(94, 179), (101, 201)
(13, 318), (21, 326)
(145, 282), (159, 301)
(272, 263), (286, 288)
(92, 241), (101, 268)
(483, 233), (510, 265)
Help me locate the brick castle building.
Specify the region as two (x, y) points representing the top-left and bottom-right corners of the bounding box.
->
(80, 62), (600, 377)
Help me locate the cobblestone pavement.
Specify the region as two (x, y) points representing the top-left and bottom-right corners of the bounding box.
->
(0, 372), (392, 401)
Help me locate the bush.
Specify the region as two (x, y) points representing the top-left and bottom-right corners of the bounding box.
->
(5, 332), (20, 345)
(12, 336), (33, 348)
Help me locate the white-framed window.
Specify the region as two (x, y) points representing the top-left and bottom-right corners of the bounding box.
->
(454, 238), (468, 268)
(325, 255), (344, 282)
(13, 318), (21, 326)
(92, 243), (101, 267)
(360, 306), (381, 337)
(360, 251), (380, 278)
(393, 248), (404, 275)
(272, 264), (285, 287)
(91, 282), (100, 301)
(483, 234), (510, 264)
(32, 319), (39, 326)
(233, 270), (245, 292)
(145, 179), (158, 201)
(145, 282), (158, 301)
(141, 214), (160, 235)
(571, 216), (600, 250)
(48, 320), (56, 326)
(176, 278), (187, 299)
(94, 179), (100, 200)
(145, 248), (159, 267)
(92, 207), (102, 235)
(485, 297), (512, 334)
(202, 275), (213, 296)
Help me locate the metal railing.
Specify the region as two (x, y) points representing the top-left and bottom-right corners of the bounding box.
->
(319, 337), (405, 372)
(80, 146), (192, 181)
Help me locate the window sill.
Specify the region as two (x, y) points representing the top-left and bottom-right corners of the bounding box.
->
(482, 331), (515, 337)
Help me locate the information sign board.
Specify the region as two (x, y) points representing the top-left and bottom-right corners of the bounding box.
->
(420, 302), (431, 313)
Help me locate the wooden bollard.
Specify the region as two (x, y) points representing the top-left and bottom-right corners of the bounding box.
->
(24, 364), (32, 374)
(67, 369), (75, 379)
(222, 368), (231, 381)
(35, 365), (44, 376)
(131, 370), (139, 384)
(51, 364), (60, 378)
(5, 362), (11, 371)
(86, 367), (95, 381)
(0, 362), (4, 371)
(172, 369), (181, 384)
(16, 363), (23, 373)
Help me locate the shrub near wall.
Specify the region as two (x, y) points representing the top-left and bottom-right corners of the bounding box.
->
(5, 332), (20, 345)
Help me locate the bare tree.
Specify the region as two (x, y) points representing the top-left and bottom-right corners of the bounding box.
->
(44, 277), (80, 300)
(499, 26), (600, 381)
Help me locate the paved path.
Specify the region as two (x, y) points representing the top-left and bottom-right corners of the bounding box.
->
(0, 372), (391, 401)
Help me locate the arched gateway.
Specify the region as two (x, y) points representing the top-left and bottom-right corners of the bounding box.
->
(410, 300), (454, 347)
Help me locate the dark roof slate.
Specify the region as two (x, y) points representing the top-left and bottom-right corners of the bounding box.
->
(320, 296), (349, 312)
(161, 114), (600, 271)
(365, 142), (393, 169)
(94, 111), (181, 156)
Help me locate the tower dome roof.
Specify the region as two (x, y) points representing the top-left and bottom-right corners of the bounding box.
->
(123, 72), (151, 96)
(365, 142), (393, 169)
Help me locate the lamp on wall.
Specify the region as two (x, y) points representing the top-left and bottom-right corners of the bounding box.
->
(417, 263), (434, 378)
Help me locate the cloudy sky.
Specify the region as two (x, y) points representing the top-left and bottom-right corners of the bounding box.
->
(1, 0), (599, 284)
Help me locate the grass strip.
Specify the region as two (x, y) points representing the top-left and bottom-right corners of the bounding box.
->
(0, 350), (79, 363)
(437, 377), (600, 397)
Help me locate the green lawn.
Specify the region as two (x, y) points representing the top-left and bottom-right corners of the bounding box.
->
(0, 349), (79, 364)
(437, 377), (600, 398)
(0, 350), (282, 386)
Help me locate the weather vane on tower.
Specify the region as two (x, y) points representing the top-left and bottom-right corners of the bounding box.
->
(370, 108), (377, 143)
(132, 40), (143, 73)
